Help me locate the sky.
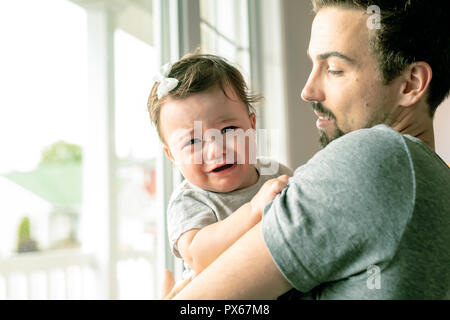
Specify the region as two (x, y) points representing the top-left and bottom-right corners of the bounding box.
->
(0, 0), (160, 174)
(0, 0), (88, 173)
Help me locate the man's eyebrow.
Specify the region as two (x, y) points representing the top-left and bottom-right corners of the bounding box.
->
(307, 50), (356, 65)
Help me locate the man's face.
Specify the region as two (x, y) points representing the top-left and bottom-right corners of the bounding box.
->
(301, 7), (400, 147)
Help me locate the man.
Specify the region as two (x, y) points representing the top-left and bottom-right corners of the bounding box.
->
(165, 0), (450, 299)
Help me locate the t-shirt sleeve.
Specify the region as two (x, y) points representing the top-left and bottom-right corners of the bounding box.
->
(257, 157), (294, 177)
(261, 126), (415, 292)
(167, 191), (217, 258)
(278, 162), (294, 176)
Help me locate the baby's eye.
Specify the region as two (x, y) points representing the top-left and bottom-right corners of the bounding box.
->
(221, 126), (237, 134)
(185, 138), (201, 147)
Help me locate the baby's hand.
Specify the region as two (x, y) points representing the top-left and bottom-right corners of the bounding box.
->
(250, 175), (290, 219)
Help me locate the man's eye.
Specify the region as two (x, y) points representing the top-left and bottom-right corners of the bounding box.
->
(328, 70), (343, 75)
(221, 126), (237, 134)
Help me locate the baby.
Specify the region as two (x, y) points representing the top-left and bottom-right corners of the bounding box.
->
(147, 53), (292, 279)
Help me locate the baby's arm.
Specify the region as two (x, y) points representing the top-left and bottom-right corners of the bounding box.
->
(177, 175), (290, 274)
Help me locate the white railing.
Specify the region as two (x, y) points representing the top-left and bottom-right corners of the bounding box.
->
(0, 249), (157, 300)
(117, 250), (158, 300)
(0, 249), (97, 299)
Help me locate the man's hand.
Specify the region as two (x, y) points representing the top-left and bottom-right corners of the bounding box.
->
(250, 175), (290, 219)
(161, 269), (195, 300)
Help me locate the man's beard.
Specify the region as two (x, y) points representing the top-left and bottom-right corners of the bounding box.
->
(313, 102), (345, 148)
(319, 126), (345, 148)
(313, 102), (389, 148)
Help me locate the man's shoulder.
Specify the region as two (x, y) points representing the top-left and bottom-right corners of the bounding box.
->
(324, 124), (448, 173)
(313, 124), (408, 168)
(331, 124), (403, 152)
(294, 124), (415, 189)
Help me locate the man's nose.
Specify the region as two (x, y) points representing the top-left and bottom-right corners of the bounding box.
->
(301, 67), (325, 102)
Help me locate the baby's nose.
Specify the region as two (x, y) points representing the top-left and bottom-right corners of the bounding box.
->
(205, 139), (224, 163)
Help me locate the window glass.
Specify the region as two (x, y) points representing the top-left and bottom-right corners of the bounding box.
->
(114, 17), (160, 298)
(0, 0), (87, 258)
(200, 0), (250, 81)
(0, 0), (161, 300)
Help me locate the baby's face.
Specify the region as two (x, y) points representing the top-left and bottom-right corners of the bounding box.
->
(160, 86), (258, 192)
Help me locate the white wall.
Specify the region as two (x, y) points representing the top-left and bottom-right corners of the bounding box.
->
(279, 0), (319, 169)
(434, 98), (450, 164)
(259, 0), (318, 170)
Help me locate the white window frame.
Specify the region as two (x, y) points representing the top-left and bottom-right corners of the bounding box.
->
(74, 0), (186, 298)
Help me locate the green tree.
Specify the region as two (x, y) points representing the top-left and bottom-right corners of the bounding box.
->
(17, 216), (38, 253)
(39, 140), (82, 166)
(17, 216), (31, 241)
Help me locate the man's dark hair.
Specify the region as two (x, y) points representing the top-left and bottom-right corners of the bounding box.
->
(312, 0), (450, 117)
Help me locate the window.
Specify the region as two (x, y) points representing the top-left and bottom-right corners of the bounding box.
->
(74, 0), (163, 300)
(0, 0), (87, 256)
(114, 9), (160, 299)
(0, 0), (258, 300)
(200, 0), (251, 84)
(0, 0), (88, 299)
(0, 0), (163, 300)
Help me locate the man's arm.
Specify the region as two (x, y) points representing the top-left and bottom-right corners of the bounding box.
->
(174, 221), (293, 299)
(178, 176), (290, 274)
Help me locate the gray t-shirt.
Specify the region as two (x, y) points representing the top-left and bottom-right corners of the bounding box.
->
(263, 124), (450, 299)
(167, 158), (293, 263)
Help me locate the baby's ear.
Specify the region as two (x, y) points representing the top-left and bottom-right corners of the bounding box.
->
(249, 113), (256, 129)
(163, 144), (175, 162)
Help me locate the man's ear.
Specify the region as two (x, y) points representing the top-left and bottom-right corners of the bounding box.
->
(249, 113), (256, 129)
(163, 144), (175, 163)
(398, 61), (432, 107)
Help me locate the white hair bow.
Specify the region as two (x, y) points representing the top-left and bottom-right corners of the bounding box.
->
(153, 63), (179, 99)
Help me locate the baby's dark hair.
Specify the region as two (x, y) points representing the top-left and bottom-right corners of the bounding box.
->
(147, 52), (262, 142)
